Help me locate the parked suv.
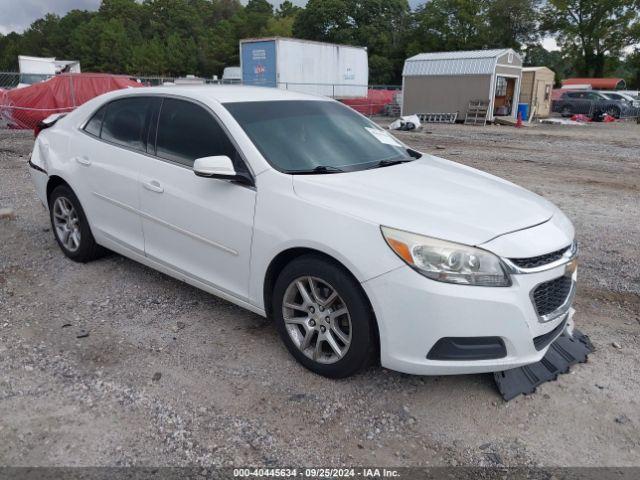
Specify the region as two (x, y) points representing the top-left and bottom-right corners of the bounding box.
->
(29, 86), (578, 378)
(554, 90), (631, 119)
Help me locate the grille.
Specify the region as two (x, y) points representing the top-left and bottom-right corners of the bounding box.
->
(532, 276), (573, 317)
(533, 316), (568, 351)
(510, 246), (570, 269)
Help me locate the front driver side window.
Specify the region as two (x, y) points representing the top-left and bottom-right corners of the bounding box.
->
(155, 98), (244, 172)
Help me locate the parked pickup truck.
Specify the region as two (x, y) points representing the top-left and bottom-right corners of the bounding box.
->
(552, 90), (633, 119)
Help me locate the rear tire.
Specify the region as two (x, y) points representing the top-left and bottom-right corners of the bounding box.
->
(49, 185), (105, 262)
(272, 255), (376, 378)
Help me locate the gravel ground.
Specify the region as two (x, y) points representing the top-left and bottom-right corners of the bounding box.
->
(1, 121), (639, 468)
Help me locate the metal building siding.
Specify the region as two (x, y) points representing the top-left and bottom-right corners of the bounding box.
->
(275, 38), (368, 98)
(402, 49), (522, 77)
(406, 49), (509, 61)
(403, 58), (497, 76)
(241, 37), (368, 98)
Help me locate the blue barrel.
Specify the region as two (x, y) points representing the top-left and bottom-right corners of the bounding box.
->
(517, 103), (529, 120)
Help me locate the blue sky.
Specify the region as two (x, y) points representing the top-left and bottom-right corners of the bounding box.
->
(0, 0), (426, 35)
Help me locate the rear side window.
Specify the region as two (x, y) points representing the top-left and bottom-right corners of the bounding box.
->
(101, 97), (152, 152)
(156, 98), (237, 167)
(84, 105), (106, 137)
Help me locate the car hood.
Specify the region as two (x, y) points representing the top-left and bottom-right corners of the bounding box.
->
(292, 155), (556, 246)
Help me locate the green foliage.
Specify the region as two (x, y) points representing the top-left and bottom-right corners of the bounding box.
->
(618, 48), (640, 89)
(523, 43), (572, 85)
(410, 0), (540, 53)
(541, 0), (639, 77)
(0, 0), (638, 86)
(276, 1), (301, 19)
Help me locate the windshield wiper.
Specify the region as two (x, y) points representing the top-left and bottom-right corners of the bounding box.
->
(286, 165), (345, 174)
(366, 158), (414, 170)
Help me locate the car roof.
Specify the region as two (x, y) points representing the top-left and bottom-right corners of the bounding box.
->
(107, 85), (330, 104)
(565, 90), (604, 95)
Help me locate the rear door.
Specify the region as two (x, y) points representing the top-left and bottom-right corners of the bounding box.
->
(73, 96), (159, 253)
(563, 92), (590, 115)
(138, 97), (256, 301)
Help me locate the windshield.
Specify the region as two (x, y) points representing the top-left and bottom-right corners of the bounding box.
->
(224, 100), (413, 173)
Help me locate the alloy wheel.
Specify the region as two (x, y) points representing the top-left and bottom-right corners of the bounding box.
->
(282, 276), (352, 364)
(52, 196), (81, 252)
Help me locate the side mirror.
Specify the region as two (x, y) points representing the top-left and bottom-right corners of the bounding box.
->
(193, 155), (253, 186)
(193, 156), (236, 179)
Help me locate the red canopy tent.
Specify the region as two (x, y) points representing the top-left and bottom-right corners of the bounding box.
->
(0, 73), (142, 129)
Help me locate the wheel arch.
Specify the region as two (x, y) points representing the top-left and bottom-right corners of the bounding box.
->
(263, 247), (381, 356)
(46, 175), (72, 205)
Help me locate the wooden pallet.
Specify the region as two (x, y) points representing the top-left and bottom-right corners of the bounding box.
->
(464, 100), (489, 126)
(417, 112), (458, 124)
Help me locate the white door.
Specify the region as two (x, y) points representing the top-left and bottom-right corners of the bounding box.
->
(138, 97), (256, 301)
(72, 97), (156, 253)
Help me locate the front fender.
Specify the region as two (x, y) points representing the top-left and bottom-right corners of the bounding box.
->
(248, 170), (404, 310)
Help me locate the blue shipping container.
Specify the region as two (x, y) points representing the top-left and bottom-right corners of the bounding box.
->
(241, 41), (277, 87)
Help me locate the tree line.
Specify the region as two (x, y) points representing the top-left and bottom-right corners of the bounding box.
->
(1, 0), (639, 87)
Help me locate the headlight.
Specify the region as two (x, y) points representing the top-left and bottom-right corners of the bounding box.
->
(381, 226), (511, 287)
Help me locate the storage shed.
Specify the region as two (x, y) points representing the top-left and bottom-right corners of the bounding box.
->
(520, 67), (555, 119)
(402, 49), (523, 121)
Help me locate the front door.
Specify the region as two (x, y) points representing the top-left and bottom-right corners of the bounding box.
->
(138, 97), (256, 301)
(493, 76), (517, 116)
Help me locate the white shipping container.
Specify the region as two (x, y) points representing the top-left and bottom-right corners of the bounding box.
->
(18, 55), (81, 75)
(240, 37), (368, 99)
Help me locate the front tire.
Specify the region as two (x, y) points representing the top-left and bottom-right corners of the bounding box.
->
(49, 185), (104, 262)
(272, 255), (376, 378)
(605, 106), (620, 118)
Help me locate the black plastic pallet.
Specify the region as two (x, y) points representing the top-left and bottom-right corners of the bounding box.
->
(494, 329), (594, 401)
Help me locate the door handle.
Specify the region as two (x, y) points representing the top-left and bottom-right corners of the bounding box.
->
(75, 156), (91, 166)
(143, 180), (164, 193)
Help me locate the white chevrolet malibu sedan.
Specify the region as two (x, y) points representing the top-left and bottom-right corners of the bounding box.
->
(28, 86), (578, 378)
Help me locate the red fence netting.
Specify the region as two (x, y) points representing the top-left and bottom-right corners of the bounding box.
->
(0, 73), (141, 129)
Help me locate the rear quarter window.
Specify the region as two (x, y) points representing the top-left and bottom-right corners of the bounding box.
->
(100, 97), (152, 152)
(84, 105), (106, 137)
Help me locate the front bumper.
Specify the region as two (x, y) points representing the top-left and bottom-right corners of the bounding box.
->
(362, 260), (577, 375)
